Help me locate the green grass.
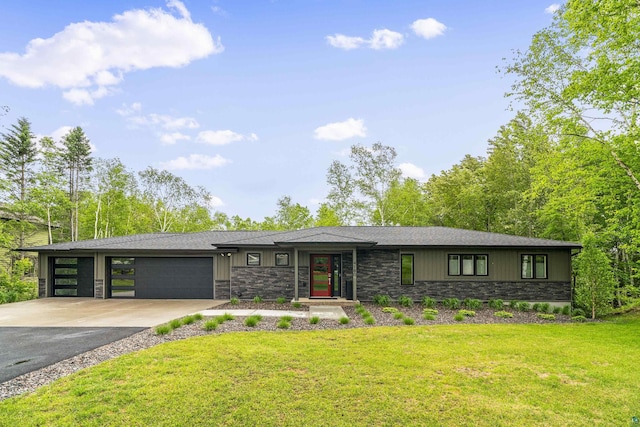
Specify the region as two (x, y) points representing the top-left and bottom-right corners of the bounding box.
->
(169, 319), (182, 329)
(2, 321), (639, 426)
(154, 324), (172, 335)
(202, 319), (218, 331)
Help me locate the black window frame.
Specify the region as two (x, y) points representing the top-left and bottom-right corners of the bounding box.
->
(275, 253), (289, 266)
(400, 253), (414, 285)
(109, 257), (136, 298)
(521, 254), (548, 279)
(247, 252), (261, 266)
(448, 254), (489, 277)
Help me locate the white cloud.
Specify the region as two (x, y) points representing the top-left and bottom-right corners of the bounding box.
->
(314, 118), (367, 141)
(369, 29), (404, 50)
(545, 4), (560, 14)
(326, 34), (367, 50)
(159, 153), (230, 170)
(122, 106), (200, 130)
(207, 195), (225, 208)
(327, 29), (403, 50)
(308, 198), (322, 206)
(160, 132), (191, 145)
(411, 18), (447, 39)
(0, 0), (222, 105)
(196, 130), (258, 145)
(116, 102), (142, 116)
(50, 125), (74, 141)
(399, 162), (426, 180)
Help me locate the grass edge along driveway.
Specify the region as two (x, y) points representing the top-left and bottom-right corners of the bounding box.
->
(0, 318), (638, 426)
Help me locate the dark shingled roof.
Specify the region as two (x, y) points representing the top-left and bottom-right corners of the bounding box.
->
(23, 226), (581, 252)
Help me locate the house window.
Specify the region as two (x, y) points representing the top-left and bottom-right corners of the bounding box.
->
(275, 253), (289, 266)
(401, 254), (414, 285)
(522, 254), (547, 279)
(247, 253), (261, 266)
(448, 254), (489, 276)
(110, 257), (136, 298)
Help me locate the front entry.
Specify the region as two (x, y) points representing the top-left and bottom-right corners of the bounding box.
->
(310, 254), (341, 297)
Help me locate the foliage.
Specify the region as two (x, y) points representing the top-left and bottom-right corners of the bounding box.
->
(276, 319), (290, 329)
(193, 313), (203, 321)
(292, 302), (302, 309)
(203, 319), (218, 331)
(494, 311), (514, 319)
(276, 297), (286, 304)
(423, 308), (438, 316)
(423, 313), (436, 321)
(244, 316), (261, 327)
(571, 315), (587, 323)
(561, 305), (571, 316)
(574, 233), (616, 319)
(230, 298), (239, 305)
(154, 325), (172, 335)
(363, 315), (375, 325)
(397, 295), (413, 307)
(393, 312), (404, 320)
(458, 310), (476, 317)
(252, 296), (263, 304)
(339, 316), (350, 325)
(382, 307), (398, 313)
(169, 319), (182, 329)
(181, 315), (197, 325)
(517, 302), (531, 312)
(309, 316), (320, 325)
(421, 296), (436, 308)
(442, 298), (461, 310)
(453, 313), (465, 322)
(571, 308), (585, 318)
(373, 294), (392, 306)
(281, 315), (293, 322)
(403, 317), (415, 325)
(488, 299), (504, 310)
(463, 298), (482, 310)
(552, 306), (562, 314)
(0, 260), (37, 304)
(536, 314), (556, 321)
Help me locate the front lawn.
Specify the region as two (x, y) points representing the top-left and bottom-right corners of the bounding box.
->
(1, 319), (638, 426)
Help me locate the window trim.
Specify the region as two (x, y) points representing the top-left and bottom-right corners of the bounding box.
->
(247, 252), (262, 266)
(521, 254), (548, 279)
(275, 253), (289, 266)
(448, 254), (489, 277)
(400, 253), (414, 285)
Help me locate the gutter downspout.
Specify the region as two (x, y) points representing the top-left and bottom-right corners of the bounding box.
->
(352, 248), (357, 302)
(294, 248), (299, 301)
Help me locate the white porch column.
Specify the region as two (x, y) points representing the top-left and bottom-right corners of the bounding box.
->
(294, 248), (299, 301)
(352, 248), (357, 301)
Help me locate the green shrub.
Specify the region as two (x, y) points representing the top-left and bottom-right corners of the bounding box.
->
(253, 295), (263, 303)
(463, 298), (482, 310)
(169, 319), (182, 329)
(398, 295), (414, 307)
(276, 297), (287, 304)
(552, 306), (562, 314)
(494, 311), (514, 319)
(532, 303), (542, 312)
(309, 316), (320, 324)
(220, 312), (235, 322)
(393, 312), (404, 320)
(572, 315), (587, 322)
(193, 313), (204, 321)
(354, 303), (363, 309)
(540, 303), (551, 313)
(292, 302), (302, 309)
(423, 308), (438, 315)
(364, 316), (376, 325)
(0, 262), (37, 304)
(281, 315), (293, 322)
(453, 313), (465, 321)
(572, 308), (586, 317)
(355, 306), (366, 315)
(244, 316), (261, 327)
(517, 302), (531, 312)
(339, 316), (350, 325)
(423, 313), (436, 321)
(359, 310), (371, 318)
(373, 294), (392, 306)
(488, 299), (504, 309)
(421, 296), (436, 308)
(203, 319), (218, 331)
(509, 300), (520, 309)
(155, 324), (172, 335)
(230, 297), (239, 305)
(442, 298), (461, 310)
(537, 313), (556, 321)
(382, 307), (399, 313)
(403, 317), (415, 325)
(181, 315), (196, 325)
(458, 309), (476, 317)
(561, 305), (571, 316)
(277, 320), (291, 329)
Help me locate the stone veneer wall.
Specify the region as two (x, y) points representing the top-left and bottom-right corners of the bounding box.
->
(231, 266), (309, 300)
(94, 279), (104, 299)
(214, 280), (230, 300)
(354, 249), (401, 300)
(412, 281), (571, 302)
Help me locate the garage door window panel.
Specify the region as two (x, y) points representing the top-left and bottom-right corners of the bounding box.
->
(109, 257), (136, 298)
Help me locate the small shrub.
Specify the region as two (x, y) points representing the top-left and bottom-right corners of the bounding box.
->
(339, 316), (350, 325)
(276, 297), (287, 304)
(364, 316), (376, 325)
(403, 317), (415, 325)
(532, 303), (542, 312)
(398, 295), (414, 307)
(494, 311), (514, 319)
(393, 312), (404, 320)
(220, 312), (235, 322)
(421, 296), (436, 308)
(309, 316), (320, 324)
(423, 313), (436, 321)
(561, 305), (571, 316)
(442, 298), (461, 310)
(572, 308), (586, 317)
(572, 315), (587, 322)
(517, 302), (531, 312)
(458, 309), (476, 317)
(423, 308), (438, 315)
(488, 299), (504, 309)
(373, 294), (392, 306)
(169, 319), (182, 329)
(354, 303), (363, 309)
(277, 320), (291, 329)
(203, 319), (218, 331)
(463, 298), (482, 310)
(155, 324), (172, 335)
(509, 300), (520, 309)
(355, 306), (366, 315)
(281, 315), (294, 322)
(382, 307), (399, 313)
(253, 295), (263, 303)
(359, 310), (371, 318)
(193, 313), (204, 321)
(292, 302), (302, 309)
(552, 306), (562, 314)
(244, 316), (260, 327)
(230, 297), (239, 305)
(453, 313), (465, 322)
(540, 303), (551, 313)
(537, 313), (556, 321)
(181, 315), (196, 325)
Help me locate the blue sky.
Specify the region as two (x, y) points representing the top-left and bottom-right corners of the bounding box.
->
(0, 1), (561, 220)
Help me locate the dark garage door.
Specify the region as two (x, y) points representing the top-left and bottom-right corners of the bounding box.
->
(118, 257), (213, 299)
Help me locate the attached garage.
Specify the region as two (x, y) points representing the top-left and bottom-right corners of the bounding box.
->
(108, 257), (213, 299)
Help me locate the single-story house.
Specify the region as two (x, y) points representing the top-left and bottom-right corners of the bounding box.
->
(24, 226), (581, 303)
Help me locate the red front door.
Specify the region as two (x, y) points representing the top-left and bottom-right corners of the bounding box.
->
(310, 255), (332, 297)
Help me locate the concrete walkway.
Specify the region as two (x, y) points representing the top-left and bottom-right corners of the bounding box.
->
(200, 305), (347, 320)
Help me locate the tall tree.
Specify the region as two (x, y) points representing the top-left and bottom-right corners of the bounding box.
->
(574, 233), (616, 319)
(272, 196), (313, 230)
(60, 127), (93, 241)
